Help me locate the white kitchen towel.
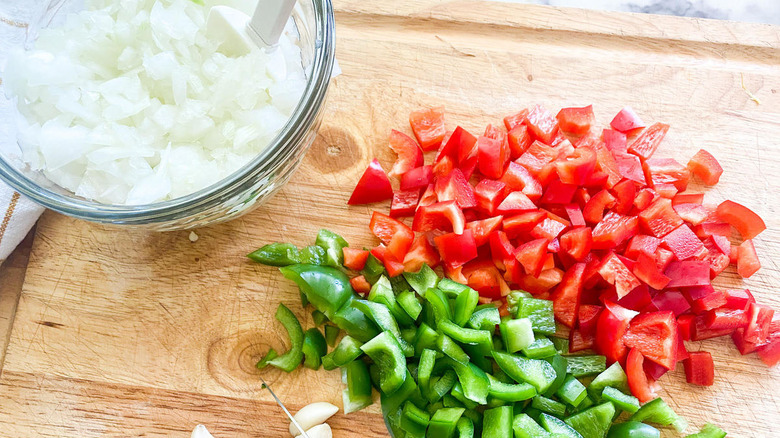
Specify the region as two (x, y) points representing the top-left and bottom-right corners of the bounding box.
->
(0, 3), (46, 265)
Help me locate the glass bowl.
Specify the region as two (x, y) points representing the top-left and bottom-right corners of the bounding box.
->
(0, 0), (335, 231)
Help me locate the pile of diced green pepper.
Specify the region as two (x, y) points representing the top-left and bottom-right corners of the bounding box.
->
(248, 231), (727, 438)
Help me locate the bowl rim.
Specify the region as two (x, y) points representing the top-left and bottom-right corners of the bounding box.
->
(0, 0), (335, 222)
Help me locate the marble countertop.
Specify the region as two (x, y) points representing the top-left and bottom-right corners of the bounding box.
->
(497, 0), (780, 25)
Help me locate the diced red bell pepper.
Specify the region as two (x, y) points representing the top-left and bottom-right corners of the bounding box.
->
(595, 300), (639, 364)
(400, 165), (433, 191)
(497, 191), (537, 215)
(678, 314), (696, 341)
(523, 104), (559, 144)
(687, 149), (723, 186)
(662, 224), (706, 261)
(628, 122), (669, 159)
(614, 285), (653, 312)
(556, 105), (594, 135)
(611, 179), (636, 215)
(409, 106), (446, 151)
(350, 275), (371, 295)
(563, 204), (585, 228)
(672, 193), (704, 206)
(595, 146), (623, 188)
(569, 329), (595, 353)
(555, 147), (597, 185)
(701, 237), (729, 277)
(516, 140), (560, 178)
(598, 252), (641, 299)
(725, 289), (755, 311)
(602, 129), (627, 152)
(626, 348), (657, 403)
(417, 184), (437, 211)
(500, 162), (543, 200)
(633, 253), (671, 290)
(613, 152), (647, 185)
(559, 227), (593, 262)
(732, 327), (765, 355)
(489, 230), (515, 270)
(370, 211), (415, 261)
(691, 314), (734, 341)
(715, 200), (766, 240)
(624, 310), (678, 370)
(530, 217), (568, 241)
(348, 159), (394, 205)
(651, 290), (691, 316)
(690, 290), (727, 314)
(583, 190), (617, 225)
(434, 229), (478, 268)
(592, 212), (639, 250)
(403, 234), (440, 272)
(435, 168), (477, 209)
(578, 304), (603, 335)
(610, 107), (645, 133)
(743, 302), (775, 344)
(757, 334), (780, 367)
(638, 198), (684, 237)
(388, 130), (424, 177)
(370, 245), (405, 278)
(643, 359), (670, 381)
(664, 260), (710, 288)
(673, 203), (709, 226)
(390, 189), (421, 218)
(477, 134), (510, 179)
(576, 132), (602, 149)
(412, 200), (466, 235)
(625, 235), (661, 260)
(705, 308), (748, 330)
(541, 180), (577, 205)
(343, 247), (369, 271)
(514, 238), (550, 277)
(644, 158), (690, 192)
(737, 239), (760, 278)
(653, 184), (678, 199)
(465, 216), (503, 248)
(436, 126), (477, 164)
(634, 188), (657, 211)
(445, 264), (469, 285)
(681, 284), (715, 301)
(684, 351), (715, 386)
(654, 247), (676, 273)
(433, 154), (455, 178)
(473, 179), (508, 216)
(550, 263), (586, 327)
(465, 263), (507, 299)
(507, 124), (534, 159)
(518, 268), (563, 295)
(503, 109), (529, 131)
(692, 222), (731, 239)
(502, 211), (546, 239)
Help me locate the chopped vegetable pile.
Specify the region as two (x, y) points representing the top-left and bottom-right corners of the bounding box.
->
(248, 104), (778, 437)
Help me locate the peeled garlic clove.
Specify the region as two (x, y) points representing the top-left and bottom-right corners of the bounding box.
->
(295, 423), (332, 438)
(289, 402), (339, 436)
(191, 425), (215, 438)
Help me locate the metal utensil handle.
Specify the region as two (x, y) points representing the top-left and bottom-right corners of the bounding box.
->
(259, 377), (310, 438)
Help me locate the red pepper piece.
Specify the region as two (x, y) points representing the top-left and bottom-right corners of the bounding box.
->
(473, 179), (508, 216)
(400, 165), (433, 191)
(624, 310), (678, 370)
(523, 104), (559, 144)
(556, 105), (594, 135)
(578, 304), (603, 335)
(550, 263), (586, 327)
(560, 227), (592, 262)
(632, 253), (671, 290)
(690, 290), (727, 314)
(684, 351), (715, 386)
(388, 130), (424, 177)
(598, 252), (641, 299)
(691, 314), (734, 341)
(569, 328), (595, 353)
(435, 168), (476, 209)
(724, 289), (755, 311)
(412, 201), (466, 235)
(497, 191), (537, 215)
(613, 152), (646, 185)
(662, 224), (706, 261)
(583, 189), (617, 225)
(503, 109), (529, 131)
(409, 106), (446, 151)
(434, 229), (478, 268)
(672, 193), (704, 206)
(644, 157), (690, 192)
(465, 216), (503, 248)
(633, 188), (657, 211)
(390, 189), (421, 218)
(436, 126), (477, 164)
(625, 235), (661, 260)
(664, 261), (710, 288)
(530, 217), (568, 241)
(555, 147), (597, 185)
(692, 222), (731, 239)
(541, 180), (577, 205)
(654, 247), (676, 273)
(715, 200), (766, 240)
(403, 235), (440, 272)
(737, 239), (760, 278)
(503, 210), (546, 239)
(343, 248), (369, 271)
(610, 107), (645, 133)
(673, 203), (709, 226)
(705, 308), (748, 330)
(595, 300), (639, 365)
(743, 302), (775, 344)
(370, 245), (405, 278)
(626, 348), (657, 403)
(628, 122), (669, 159)
(489, 230), (515, 270)
(500, 162), (543, 200)
(651, 290), (691, 316)
(350, 275), (371, 295)
(370, 212), (415, 260)
(603, 128), (627, 152)
(564, 204), (585, 228)
(687, 149), (723, 186)
(592, 212), (638, 250)
(678, 314), (696, 341)
(611, 179), (636, 215)
(638, 198), (684, 237)
(514, 238), (550, 277)
(507, 124), (534, 159)
(348, 158), (394, 205)
(477, 134), (510, 179)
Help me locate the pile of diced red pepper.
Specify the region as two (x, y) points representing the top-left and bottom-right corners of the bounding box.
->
(345, 104), (779, 403)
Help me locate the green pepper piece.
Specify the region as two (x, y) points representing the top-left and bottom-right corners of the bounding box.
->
(401, 400), (430, 438)
(360, 331), (407, 394)
(315, 229), (349, 268)
(403, 264), (439, 294)
(247, 243), (301, 266)
(263, 304), (304, 372)
(331, 303), (379, 343)
(461, 344), (493, 373)
(369, 276), (414, 326)
(321, 335), (363, 370)
(450, 381), (479, 410)
(447, 359), (490, 405)
(255, 348), (278, 370)
(538, 413), (583, 438)
(429, 370), (458, 403)
(500, 318), (535, 353)
(300, 245), (327, 265)
(629, 398), (687, 433)
(523, 337), (558, 359)
(483, 406), (513, 438)
(601, 386), (640, 414)
(492, 351), (557, 393)
(572, 395), (595, 413)
(543, 354), (568, 397)
(438, 334), (470, 366)
(532, 395), (567, 417)
(299, 290), (310, 308)
(418, 348), (437, 398)
(487, 373), (537, 402)
(512, 413), (550, 438)
(342, 359), (373, 413)
(516, 298), (556, 335)
(467, 306), (501, 331)
(556, 375), (587, 407)
(424, 287), (453, 327)
(427, 407), (465, 438)
(524, 407), (544, 423)
(362, 253), (385, 284)
(588, 362), (629, 400)
(455, 417), (474, 438)
(606, 421), (660, 438)
(302, 328), (327, 370)
(566, 355), (606, 377)
(437, 277), (468, 298)
(324, 324), (340, 347)
(452, 286), (479, 326)
(564, 402), (615, 438)
(438, 320), (493, 355)
(415, 323), (440, 356)
(312, 309), (328, 326)
(398, 290), (423, 320)
(353, 299), (414, 357)
(381, 370), (425, 437)
(685, 424), (727, 438)
(550, 337), (570, 355)
(280, 264), (354, 318)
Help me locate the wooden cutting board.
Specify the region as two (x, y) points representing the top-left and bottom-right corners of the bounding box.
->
(1, 1), (779, 436)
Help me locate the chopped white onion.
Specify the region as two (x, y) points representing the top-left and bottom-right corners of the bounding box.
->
(2, 0), (306, 205)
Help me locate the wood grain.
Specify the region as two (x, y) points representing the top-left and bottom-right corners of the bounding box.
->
(1, 1), (779, 436)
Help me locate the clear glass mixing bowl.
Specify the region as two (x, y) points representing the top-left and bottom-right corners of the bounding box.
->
(0, 0), (334, 230)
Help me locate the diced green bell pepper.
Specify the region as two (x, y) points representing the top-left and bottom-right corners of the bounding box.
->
(566, 355), (606, 377)
(543, 354), (569, 397)
(492, 351), (557, 393)
(362, 253), (385, 284)
(424, 287), (453, 327)
(300, 245), (327, 265)
(629, 398), (687, 433)
(487, 373), (537, 402)
(450, 381), (479, 410)
(483, 406), (513, 438)
(601, 386), (640, 414)
(263, 304), (304, 372)
(404, 264), (440, 295)
(415, 323), (440, 356)
(468, 306), (501, 331)
(279, 264), (354, 318)
(398, 290), (423, 320)
(512, 413), (550, 438)
(369, 276), (414, 326)
(506, 291), (533, 316)
(302, 328), (327, 370)
(315, 229), (349, 268)
(456, 417), (474, 438)
(501, 318), (535, 353)
(556, 375), (587, 407)
(453, 286), (479, 327)
(438, 334), (470, 366)
(606, 421), (660, 438)
(441, 358), (490, 405)
(360, 331), (407, 394)
(248, 243), (301, 266)
(418, 348), (437, 399)
(342, 359), (373, 413)
(531, 395), (567, 417)
(324, 324), (340, 347)
(523, 338), (558, 359)
(331, 303), (379, 343)
(550, 337), (570, 355)
(322, 335), (363, 370)
(538, 413), (583, 438)
(255, 348), (278, 370)
(685, 424), (727, 438)
(437, 277), (470, 298)
(401, 400), (430, 438)
(564, 402), (615, 438)
(427, 408), (465, 438)
(353, 299), (414, 357)
(312, 309), (328, 326)
(588, 362), (629, 400)
(429, 370), (458, 403)
(438, 320), (494, 355)
(516, 298), (556, 335)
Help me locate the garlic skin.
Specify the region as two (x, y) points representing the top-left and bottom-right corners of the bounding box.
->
(294, 423), (332, 438)
(191, 424), (215, 438)
(289, 402), (339, 436)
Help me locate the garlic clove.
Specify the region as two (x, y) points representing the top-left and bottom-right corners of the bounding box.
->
(288, 402), (339, 436)
(294, 423), (332, 438)
(191, 424), (215, 438)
